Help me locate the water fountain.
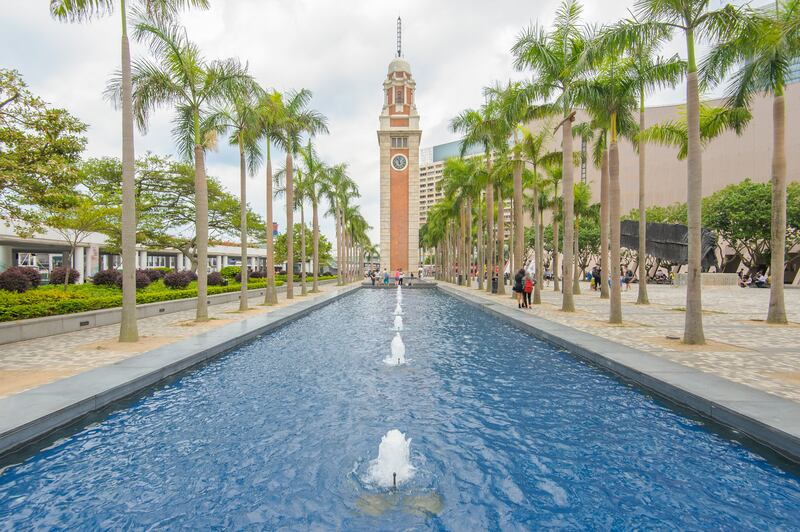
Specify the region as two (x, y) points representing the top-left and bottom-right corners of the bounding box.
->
(384, 332), (407, 365)
(393, 315), (403, 332)
(394, 302), (403, 316)
(368, 429), (415, 488)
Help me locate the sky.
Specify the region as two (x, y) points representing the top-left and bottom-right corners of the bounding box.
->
(0, 0), (736, 247)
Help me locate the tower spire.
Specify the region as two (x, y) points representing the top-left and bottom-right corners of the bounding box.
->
(396, 16), (402, 57)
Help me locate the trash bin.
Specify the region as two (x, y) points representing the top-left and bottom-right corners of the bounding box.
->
(491, 277), (498, 294)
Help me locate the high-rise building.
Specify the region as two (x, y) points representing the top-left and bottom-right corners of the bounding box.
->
(378, 18), (421, 272)
(419, 140), (512, 230)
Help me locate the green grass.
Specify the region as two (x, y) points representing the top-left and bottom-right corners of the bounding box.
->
(0, 278), (284, 323)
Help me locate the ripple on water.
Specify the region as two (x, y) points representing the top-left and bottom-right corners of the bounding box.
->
(0, 289), (799, 529)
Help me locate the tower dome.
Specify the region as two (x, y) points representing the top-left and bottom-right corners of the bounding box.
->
(388, 57), (411, 75)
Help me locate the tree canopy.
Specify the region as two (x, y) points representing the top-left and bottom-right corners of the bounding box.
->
(0, 69), (87, 233)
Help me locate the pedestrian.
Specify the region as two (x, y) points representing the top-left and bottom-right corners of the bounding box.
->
(513, 268), (525, 308)
(399, 269), (404, 286)
(383, 268), (389, 286)
(370, 269), (376, 286)
(523, 272), (534, 307)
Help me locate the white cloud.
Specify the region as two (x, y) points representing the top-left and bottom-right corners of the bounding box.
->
(0, 0), (739, 245)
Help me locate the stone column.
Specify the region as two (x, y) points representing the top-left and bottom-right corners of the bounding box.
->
(0, 245), (12, 271)
(75, 246), (86, 284)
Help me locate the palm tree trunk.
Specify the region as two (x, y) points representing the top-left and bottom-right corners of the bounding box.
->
(300, 202), (307, 296)
(534, 184), (542, 305)
(609, 122), (622, 324)
(238, 135), (248, 311)
(513, 158), (524, 280)
(561, 115), (575, 312)
(285, 152), (294, 299)
(264, 142), (278, 305)
(508, 198), (515, 298)
(466, 198), (473, 288)
(637, 94), (650, 305)
(496, 185), (506, 295)
(573, 220), (581, 295)
(485, 180), (495, 293)
(311, 199), (320, 292)
(335, 208), (342, 285)
(600, 147), (610, 299)
(476, 200), (484, 290)
(553, 207), (560, 292)
(118, 3), (138, 342)
(767, 90), (787, 323)
(684, 40), (705, 344)
(195, 143), (209, 321)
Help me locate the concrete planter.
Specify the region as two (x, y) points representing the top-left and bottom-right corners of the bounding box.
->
(0, 280), (336, 345)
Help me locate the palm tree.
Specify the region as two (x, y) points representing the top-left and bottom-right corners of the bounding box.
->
(110, 19), (250, 321)
(273, 89), (328, 299)
(485, 82), (546, 279)
(573, 55), (640, 323)
(51, 0), (210, 341)
(322, 164), (358, 285)
(208, 81), (262, 311)
(573, 119), (611, 299)
(519, 125), (561, 304)
(256, 89), (285, 306)
(300, 146), (329, 293)
(451, 105), (506, 293)
(619, 0), (743, 343)
(512, 0), (592, 312)
(293, 141), (326, 294)
(701, 0), (799, 323)
(598, 24), (684, 306)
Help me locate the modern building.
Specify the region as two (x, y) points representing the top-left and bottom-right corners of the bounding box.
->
(0, 222), (271, 284)
(378, 18), (421, 273)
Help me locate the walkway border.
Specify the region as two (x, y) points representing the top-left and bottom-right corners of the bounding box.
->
(0, 283), (361, 457)
(437, 283), (800, 463)
(0, 279), (338, 345)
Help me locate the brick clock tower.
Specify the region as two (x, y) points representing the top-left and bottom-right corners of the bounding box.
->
(378, 17), (421, 273)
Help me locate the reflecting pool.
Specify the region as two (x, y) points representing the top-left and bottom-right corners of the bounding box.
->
(1, 289), (799, 529)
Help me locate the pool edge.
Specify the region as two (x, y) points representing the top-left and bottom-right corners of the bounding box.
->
(0, 284), (363, 458)
(437, 283), (800, 464)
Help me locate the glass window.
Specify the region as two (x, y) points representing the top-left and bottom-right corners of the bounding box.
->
(395, 87), (404, 104)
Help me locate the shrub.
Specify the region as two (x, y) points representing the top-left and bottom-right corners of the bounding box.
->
(49, 267), (80, 285)
(0, 269), (32, 293)
(115, 270), (152, 290)
(207, 271), (226, 286)
(220, 266), (240, 279)
(235, 269), (266, 283)
(92, 268), (122, 286)
(6, 266), (41, 288)
(183, 270), (198, 281)
(163, 271), (191, 289)
(143, 268), (168, 281)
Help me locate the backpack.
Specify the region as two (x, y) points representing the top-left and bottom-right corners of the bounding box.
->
(524, 278), (533, 292)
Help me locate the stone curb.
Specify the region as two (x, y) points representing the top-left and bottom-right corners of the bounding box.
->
(0, 279), (339, 345)
(437, 283), (800, 464)
(0, 283), (361, 457)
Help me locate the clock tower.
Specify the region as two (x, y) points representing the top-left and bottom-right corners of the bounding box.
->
(378, 17), (421, 273)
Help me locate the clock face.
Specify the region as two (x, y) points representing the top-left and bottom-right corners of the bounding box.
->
(391, 154), (408, 171)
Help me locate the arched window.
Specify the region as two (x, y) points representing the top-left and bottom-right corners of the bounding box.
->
(395, 87), (404, 105)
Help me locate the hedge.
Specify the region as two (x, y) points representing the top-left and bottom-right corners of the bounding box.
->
(0, 279), (282, 322)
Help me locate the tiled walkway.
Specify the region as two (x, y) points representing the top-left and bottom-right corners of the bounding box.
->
(448, 280), (800, 402)
(0, 284), (343, 398)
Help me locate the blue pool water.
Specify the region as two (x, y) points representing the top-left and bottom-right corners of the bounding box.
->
(1, 288), (799, 529)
